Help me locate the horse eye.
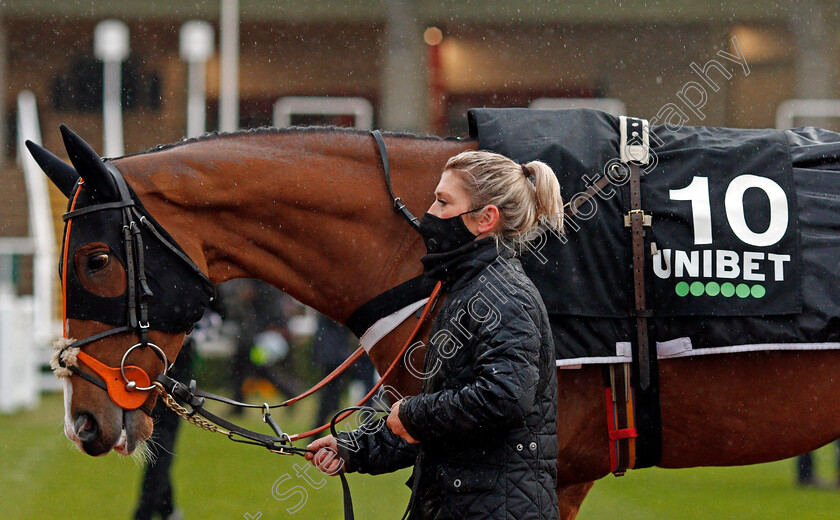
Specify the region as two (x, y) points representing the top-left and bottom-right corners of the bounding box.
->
(87, 253), (110, 272)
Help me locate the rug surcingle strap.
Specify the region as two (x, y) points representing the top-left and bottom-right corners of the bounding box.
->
(625, 158), (662, 470)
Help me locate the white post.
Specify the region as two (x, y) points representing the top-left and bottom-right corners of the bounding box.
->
(0, 289), (36, 413)
(180, 21), (214, 138)
(15, 90), (56, 346)
(94, 20), (130, 158)
(218, 0), (239, 133)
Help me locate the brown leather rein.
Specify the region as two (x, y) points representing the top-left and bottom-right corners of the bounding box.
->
(289, 280), (442, 440)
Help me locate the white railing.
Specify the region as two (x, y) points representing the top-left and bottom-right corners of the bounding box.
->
(273, 96), (374, 130)
(0, 90), (62, 411)
(775, 99), (840, 130)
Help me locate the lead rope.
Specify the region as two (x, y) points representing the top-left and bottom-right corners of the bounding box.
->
(153, 380), (388, 520)
(151, 385), (392, 520)
(153, 384), (233, 437)
(151, 280), (442, 520)
(151, 280), (441, 445)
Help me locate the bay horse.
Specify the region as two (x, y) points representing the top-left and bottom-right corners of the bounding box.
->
(30, 125), (840, 519)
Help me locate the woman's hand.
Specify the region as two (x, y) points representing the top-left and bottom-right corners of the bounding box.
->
(387, 399), (419, 444)
(305, 435), (345, 475)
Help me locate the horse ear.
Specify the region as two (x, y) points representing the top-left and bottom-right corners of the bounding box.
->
(59, 124), (118, 201)
(24, 140), (79, 199)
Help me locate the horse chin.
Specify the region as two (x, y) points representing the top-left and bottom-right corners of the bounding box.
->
(73, 408), (153, 457)
(117, 408), (154, 456)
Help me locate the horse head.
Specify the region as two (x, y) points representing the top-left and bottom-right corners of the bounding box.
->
(26, 127), (213, 456)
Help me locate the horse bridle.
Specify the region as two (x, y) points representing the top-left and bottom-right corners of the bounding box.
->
(54, 132), (436, 520)
(56, 159), (214, 415)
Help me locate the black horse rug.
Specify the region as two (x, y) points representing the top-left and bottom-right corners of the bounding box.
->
(468, 107), (840, 366)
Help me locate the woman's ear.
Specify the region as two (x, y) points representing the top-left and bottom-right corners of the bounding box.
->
(475, 205), (501, 235)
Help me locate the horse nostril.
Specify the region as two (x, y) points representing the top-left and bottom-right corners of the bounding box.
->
(74, 413), (99, 442)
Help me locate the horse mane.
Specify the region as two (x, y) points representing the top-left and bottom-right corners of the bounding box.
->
(126, 125), (465, 159)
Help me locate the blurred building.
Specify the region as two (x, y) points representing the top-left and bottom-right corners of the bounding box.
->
(2, 1), (836, 157)
(1, 0), (838, 295)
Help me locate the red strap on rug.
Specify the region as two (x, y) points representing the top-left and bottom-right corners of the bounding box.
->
(605, 388), (619, 473)
(605, 386), (639, 473)
(609, 427), (638, 441)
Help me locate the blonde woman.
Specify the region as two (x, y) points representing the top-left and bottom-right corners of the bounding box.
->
(306, 150), (563, 520)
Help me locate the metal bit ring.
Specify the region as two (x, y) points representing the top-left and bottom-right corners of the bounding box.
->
(120, 342), (169, 391)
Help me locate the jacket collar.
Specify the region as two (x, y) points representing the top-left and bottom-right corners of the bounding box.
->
(421, 236), (513, 292)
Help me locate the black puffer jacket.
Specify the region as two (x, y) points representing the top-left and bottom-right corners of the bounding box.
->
(336, 237), (559, 520)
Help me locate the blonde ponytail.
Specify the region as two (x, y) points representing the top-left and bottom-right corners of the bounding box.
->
(522, 161), (564, 235)
(444, 151), (564, 253)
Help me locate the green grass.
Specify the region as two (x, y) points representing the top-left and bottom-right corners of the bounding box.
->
(582, 456), (840, 519)
(2, 392), (840, 519)
(0, 391), (411, 519)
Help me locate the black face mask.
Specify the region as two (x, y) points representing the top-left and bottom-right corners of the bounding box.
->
(60, 177), (214, 334)
(418, 207), (483, 255)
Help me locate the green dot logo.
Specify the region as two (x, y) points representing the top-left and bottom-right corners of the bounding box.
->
(675, 281), (769, 299)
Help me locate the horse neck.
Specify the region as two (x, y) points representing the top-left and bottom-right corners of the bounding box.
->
(117, 129), (475, 325)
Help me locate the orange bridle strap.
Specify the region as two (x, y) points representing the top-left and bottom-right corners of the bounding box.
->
(62, 182), (83, 338)
(75, 350), (151, 410)
(288, 280), (442, 441)
(280, 346), (366, 407)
